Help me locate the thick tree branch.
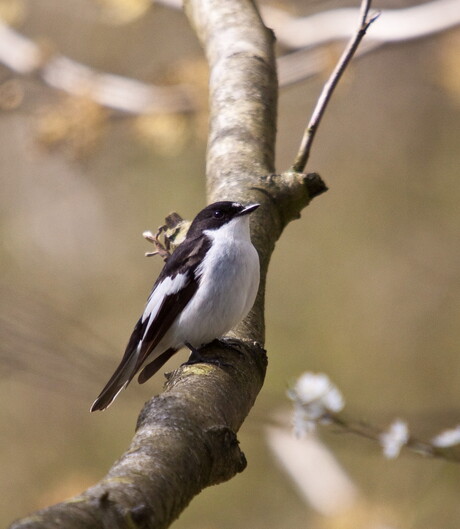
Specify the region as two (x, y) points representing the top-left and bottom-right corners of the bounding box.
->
(9, 1), (327, 528)
(185, 0), (278, 346)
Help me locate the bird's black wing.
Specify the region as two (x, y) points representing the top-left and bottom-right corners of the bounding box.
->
(131, 233), (210, 372)
(90, 234), (210, 411)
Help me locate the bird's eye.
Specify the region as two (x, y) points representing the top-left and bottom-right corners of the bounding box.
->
(213, 210), (224, 219)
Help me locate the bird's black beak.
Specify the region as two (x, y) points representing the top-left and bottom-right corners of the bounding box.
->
(237, 203), (260, 216)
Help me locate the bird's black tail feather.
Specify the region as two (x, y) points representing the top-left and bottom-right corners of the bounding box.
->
(90, 354), (137, 412)
(137, 347), (177, 384)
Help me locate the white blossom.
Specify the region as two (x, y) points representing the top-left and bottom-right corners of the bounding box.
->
(292, 403), (317, 436)
(289, 372), (345, 435)
(292, 372), (345, 412)
(380, 419), (409, 459)
(432, 425), (460, 447)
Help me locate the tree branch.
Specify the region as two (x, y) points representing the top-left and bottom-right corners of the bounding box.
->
(9, 1), (327, 528)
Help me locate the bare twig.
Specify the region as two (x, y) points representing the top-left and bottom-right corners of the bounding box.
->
(292, 0), (379, 173)
(143, 226), (171, 259)
(330, 414), (460, 464)
(143, 212), (190, 259)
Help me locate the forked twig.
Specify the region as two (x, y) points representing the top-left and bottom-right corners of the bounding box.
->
(143, 226), (171, 260)
(292, 0), (380, 173)
(143, 212), (189, 261)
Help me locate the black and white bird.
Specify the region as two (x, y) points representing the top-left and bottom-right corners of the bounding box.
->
(91, 201), (260, 411)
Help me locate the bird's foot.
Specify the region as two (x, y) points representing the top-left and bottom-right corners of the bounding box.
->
(184, 342), (232, 369)
(214, 337), (246, 357)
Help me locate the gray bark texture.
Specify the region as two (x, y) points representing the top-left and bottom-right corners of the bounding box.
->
(10, 1), (326, 528)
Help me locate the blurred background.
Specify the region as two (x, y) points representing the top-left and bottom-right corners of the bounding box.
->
(1, 0), (459, 527)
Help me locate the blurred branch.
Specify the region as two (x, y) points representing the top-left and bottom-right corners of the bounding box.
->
(1, 0), (459, 113)
(0, 21), (195, 114)
(266, 426), (358, 516)
(157, 0), (460, 47)
(263, 0), (460, 49)
(292, 0), (378, 173)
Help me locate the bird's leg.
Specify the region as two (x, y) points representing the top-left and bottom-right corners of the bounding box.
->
(184, 342), (200, 358)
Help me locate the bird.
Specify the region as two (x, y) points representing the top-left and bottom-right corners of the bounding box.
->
(91, 201), (260, 411)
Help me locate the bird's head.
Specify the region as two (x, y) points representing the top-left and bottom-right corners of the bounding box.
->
(187, 201), (259, 238)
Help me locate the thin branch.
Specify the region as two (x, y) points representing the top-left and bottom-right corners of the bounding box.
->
(330, 414), (460, 464)
(277, 40), (381, 87)
(292, 0), (379, 173)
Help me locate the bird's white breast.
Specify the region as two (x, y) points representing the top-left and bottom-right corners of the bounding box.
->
(173, 215), (259, 347)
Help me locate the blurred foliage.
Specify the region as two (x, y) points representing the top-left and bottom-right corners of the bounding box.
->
(439, 30), (460, 105)
(96, 0), (151, 25)
(134, 112), (192, 155)
(36, 96), (108, 157)
(0, 0), (26, 24)
(1, 1), (459, 528)
(0, 79), (24, 110)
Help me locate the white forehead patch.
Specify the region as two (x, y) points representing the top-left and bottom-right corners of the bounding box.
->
(232, 202), (242, 208)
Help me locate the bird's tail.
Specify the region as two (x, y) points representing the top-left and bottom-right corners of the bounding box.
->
(90, 354), (137, 412)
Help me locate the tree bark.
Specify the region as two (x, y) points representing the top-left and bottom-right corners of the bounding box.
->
(9, 1), (326, 528)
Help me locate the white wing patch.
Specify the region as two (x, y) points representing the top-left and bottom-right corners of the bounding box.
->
(141, 273), (188, 329)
